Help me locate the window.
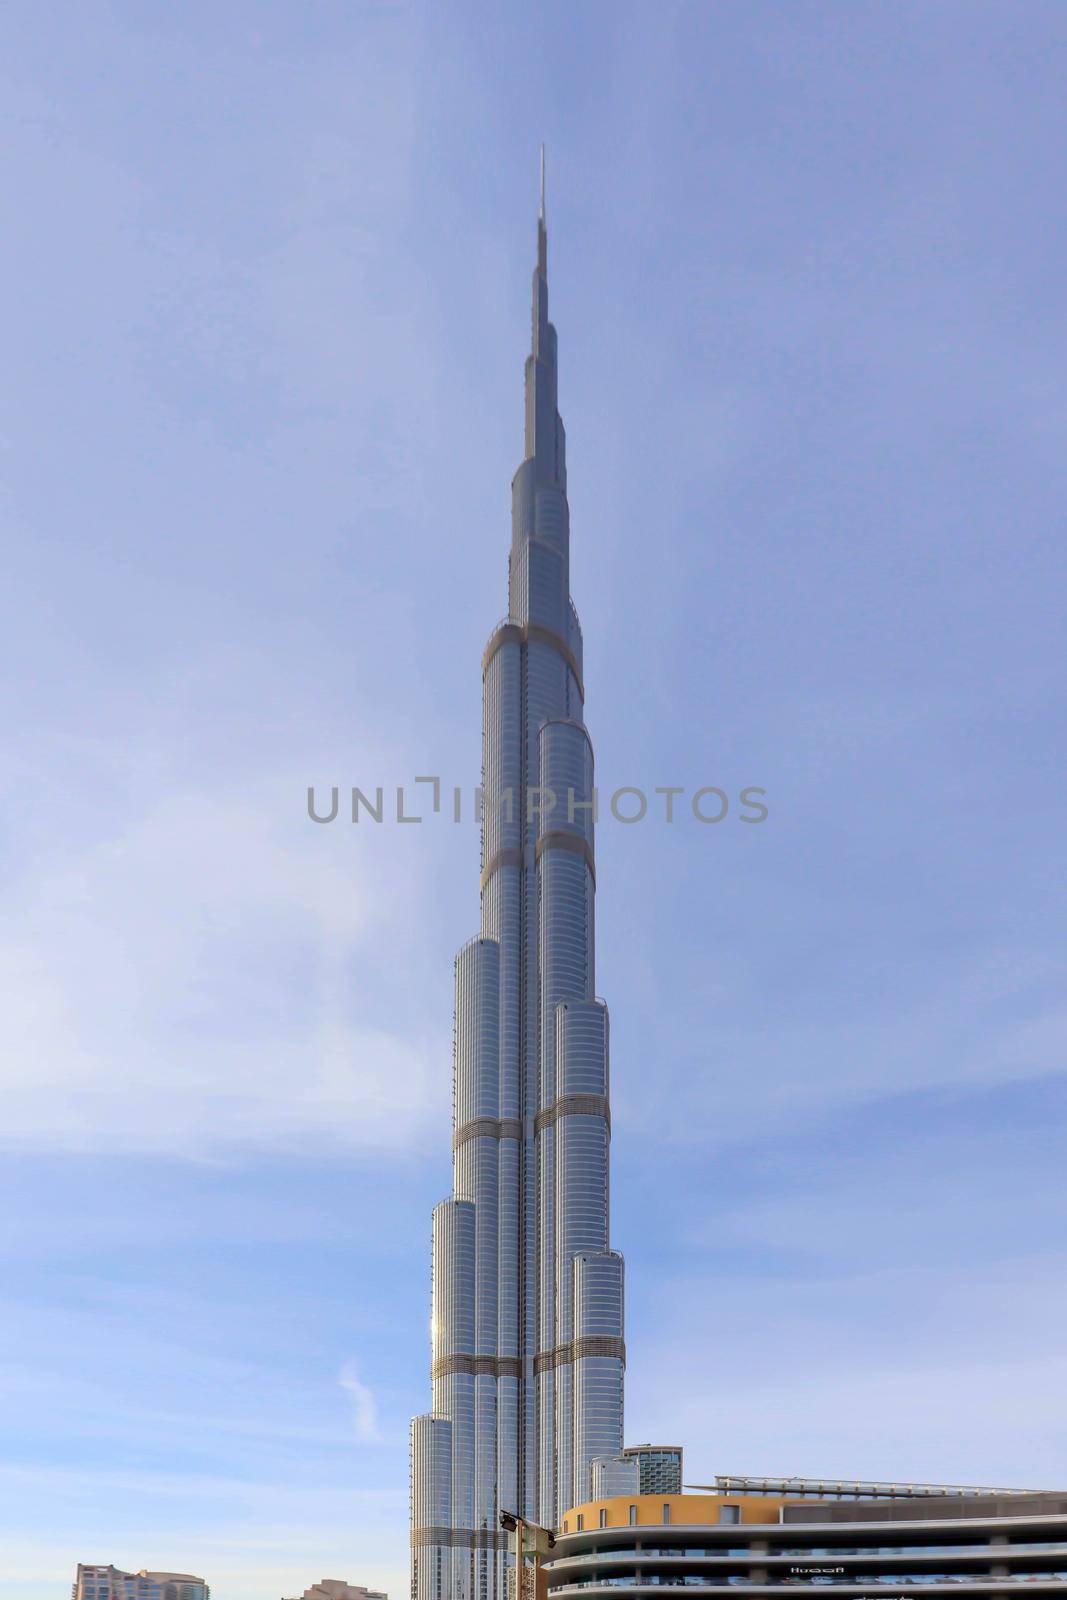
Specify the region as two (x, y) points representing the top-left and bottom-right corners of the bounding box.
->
(719, 1505), (741, 1525)
(600, 1511), (608, 1528)
(577, 1514), (584, 1531)
(663, 1504), (671, 1525)
(630, 1505), (637, 1526)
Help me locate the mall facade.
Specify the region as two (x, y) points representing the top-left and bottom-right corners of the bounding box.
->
(543, 1477), (1067, 1600)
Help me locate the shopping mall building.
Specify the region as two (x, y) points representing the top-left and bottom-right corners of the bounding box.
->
(542, 1475), (1067, 1600)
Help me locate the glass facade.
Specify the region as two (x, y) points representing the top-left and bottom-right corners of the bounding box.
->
(591, 1458), (642, 1500)
(410, 194), (625, 1599)
(622, 1449), (685, 1498)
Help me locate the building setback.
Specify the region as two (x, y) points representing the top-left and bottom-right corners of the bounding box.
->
(409, 175), (625, 1600)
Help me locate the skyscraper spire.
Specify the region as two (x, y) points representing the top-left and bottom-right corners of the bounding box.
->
(528, 164), (559, 484)
(537, 154), (547, 304)
(540, 142), (546, 223)
(411, 174), (624, 1600)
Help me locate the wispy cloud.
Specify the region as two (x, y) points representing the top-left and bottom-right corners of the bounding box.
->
(0, 772), (448, 1157)
(340, 1361), (383, 1444)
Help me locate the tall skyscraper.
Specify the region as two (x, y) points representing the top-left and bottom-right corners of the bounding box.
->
(410, 173), (625, 1600)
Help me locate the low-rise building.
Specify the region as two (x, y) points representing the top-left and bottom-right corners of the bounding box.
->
(592, 1455), (642, 1499)
(621, 1446), (685, 1497)
(282, 1582), (387, 1600)
(591, 1445), (685, 1501)
(73, 1567), (208, 1600)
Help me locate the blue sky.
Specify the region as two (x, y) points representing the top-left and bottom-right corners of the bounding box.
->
(3, 2), (1067, 1596)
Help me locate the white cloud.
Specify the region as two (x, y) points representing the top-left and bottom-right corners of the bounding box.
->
(0, 777), (449, 1157)
(340, 1362), (383, 1444)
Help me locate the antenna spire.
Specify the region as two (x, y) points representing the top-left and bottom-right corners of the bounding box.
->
(536, 145), (547, 279)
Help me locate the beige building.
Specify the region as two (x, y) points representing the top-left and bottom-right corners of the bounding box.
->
(73, 1568), (208, 1600)
(282, 1583), (387, 1600)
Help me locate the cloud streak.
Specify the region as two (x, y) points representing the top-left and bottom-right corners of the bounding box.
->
(340, 1362), (383, 1444)
(0, 773), (447, 1157)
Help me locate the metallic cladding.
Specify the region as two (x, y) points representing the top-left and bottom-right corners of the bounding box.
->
(411, 201), (624, 1600)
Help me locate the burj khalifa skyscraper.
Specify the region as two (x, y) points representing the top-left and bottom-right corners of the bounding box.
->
(410, 169), (625, 1600)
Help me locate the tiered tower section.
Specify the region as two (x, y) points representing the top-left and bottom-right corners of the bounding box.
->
(410, 188), (625, 1600)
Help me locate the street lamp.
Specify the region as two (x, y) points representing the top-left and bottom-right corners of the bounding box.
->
(499, 1510), (556, 1600)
